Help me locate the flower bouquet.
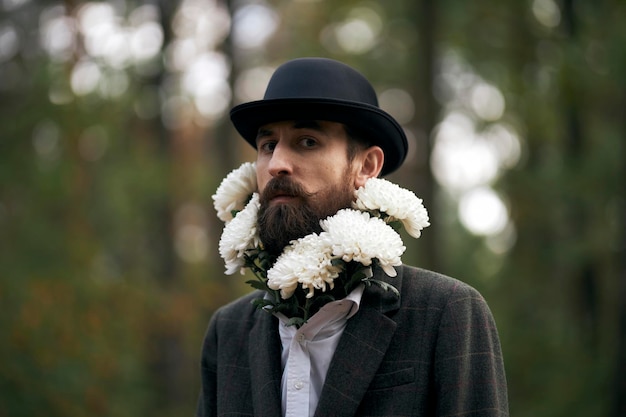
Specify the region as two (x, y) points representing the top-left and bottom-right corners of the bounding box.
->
(213, 162), (429, 327)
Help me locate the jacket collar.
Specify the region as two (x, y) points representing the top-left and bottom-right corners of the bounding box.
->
(248, 308), (283, 417)
(248, 266), (403, 417)
(314, 265), (402, 417)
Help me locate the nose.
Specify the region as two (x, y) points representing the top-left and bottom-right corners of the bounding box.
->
(267, 142), (293, 177)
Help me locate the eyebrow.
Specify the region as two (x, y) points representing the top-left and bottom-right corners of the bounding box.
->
(256, 128), (273, 141)
(255, 120), (324, 143)
(292, 120), (323, 130)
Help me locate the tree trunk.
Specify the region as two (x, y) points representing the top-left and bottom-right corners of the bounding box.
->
(610, 70), (626, 417)
(409, 0), (440, 272)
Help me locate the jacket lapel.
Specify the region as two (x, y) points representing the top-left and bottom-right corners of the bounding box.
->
(314, 267), (402, 417)
(248, 309), (283, 417)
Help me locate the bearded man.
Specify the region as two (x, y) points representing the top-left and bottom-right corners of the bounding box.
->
(197, 58), (509, 417)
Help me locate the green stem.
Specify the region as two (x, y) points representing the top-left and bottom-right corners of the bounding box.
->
(301, 297), (313, 322)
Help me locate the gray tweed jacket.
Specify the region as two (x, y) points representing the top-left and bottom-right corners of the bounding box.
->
(196, 265), (509, 417)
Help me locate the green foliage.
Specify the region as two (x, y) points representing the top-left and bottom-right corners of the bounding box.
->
(0, 0), (623, 416)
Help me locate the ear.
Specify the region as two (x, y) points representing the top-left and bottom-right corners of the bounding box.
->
(354, 146), (384, 188)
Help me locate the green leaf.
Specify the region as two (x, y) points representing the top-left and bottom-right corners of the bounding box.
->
(387, 219), (403, 232)
(245, 279), (268, 291)
(251, 298), (275, 309)
(367, 279), (400, 297)
(331, 258), (344, 267)
(286, 317), (306, 328)
(309, 294), (336, 309)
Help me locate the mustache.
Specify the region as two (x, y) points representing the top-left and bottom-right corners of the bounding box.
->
(260, 176), (314, 205)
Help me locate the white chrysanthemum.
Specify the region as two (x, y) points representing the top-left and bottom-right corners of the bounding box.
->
(353, 177), (430, 238)
(321, 209), (405, 277)
(213, 162), (257, 223)
(267, 234), (341, 299)
(218, 193), (260, 275)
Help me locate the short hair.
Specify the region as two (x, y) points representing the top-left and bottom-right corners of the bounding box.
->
(344, 125), (372, 164)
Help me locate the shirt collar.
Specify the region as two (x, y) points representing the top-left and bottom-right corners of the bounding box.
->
(272, 284), (365, 334)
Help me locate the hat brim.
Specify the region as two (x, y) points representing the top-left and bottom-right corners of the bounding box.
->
(230, 98), (408, 176)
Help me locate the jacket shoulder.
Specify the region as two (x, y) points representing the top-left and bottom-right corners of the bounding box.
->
(397, 264), (474, 288)
(396, 264), (487, 306)
(209, 290), (266, 325)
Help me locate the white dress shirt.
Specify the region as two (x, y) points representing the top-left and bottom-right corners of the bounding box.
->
(275, 285), (364, 417)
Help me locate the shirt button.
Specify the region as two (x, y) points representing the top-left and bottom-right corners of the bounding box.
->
(294, 380), (304, 390)
(297, 334), (305, 343)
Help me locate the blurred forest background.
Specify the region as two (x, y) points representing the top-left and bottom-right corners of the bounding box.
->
(0, 0), (624, 416)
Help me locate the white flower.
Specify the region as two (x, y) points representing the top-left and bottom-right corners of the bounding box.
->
(218, 193), (261, 275)
(353, 177), (430, 238)
(321, 209), (405, 277)
(213, 162), (257, 223)
(267, 234), (342, 299)
(213, 164), (430, 314)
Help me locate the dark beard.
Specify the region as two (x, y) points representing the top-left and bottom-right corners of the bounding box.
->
(257, 174), (355, 258)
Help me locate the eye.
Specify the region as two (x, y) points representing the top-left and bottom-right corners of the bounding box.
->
(299, 137), (318, 148)
(258, 140), (276, 153)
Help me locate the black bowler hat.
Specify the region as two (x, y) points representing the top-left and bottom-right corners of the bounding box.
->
(230, 58), (408, 176)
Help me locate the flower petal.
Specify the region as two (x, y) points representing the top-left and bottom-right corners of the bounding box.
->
(218, 193), (260, 274)
(321, 209), (405, 277)
(354, 177), (430, 238)
(213, 162), (257, 223)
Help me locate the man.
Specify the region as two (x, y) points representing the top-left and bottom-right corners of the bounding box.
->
(197, 57), (509, 417)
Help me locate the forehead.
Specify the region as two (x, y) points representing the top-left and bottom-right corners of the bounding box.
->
(256, 120), (347, 138)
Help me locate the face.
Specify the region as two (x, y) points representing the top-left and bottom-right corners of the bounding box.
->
(255, 120), (361, 256)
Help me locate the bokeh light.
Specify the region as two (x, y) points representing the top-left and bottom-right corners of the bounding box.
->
(232, 3), (279, 50)
(40, 5), (76, 61)
(431, 111), (500, 192)
(0, 22), (20, 62)
(379, 88), (415, 125)
(458, 187), (509, 236)
(174, 203), (210, 263)
(469, 81), (505, 121)
(532, 0), (561, 28)
(431, 50), (522, 240)
(70, 59), (101, 96)
(234, 66), (275, 103)
(321, 6), (382, 54)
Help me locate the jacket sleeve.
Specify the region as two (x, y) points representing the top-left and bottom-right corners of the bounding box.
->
(196, 309), (220, 417)
(434, 282), (509, 417)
